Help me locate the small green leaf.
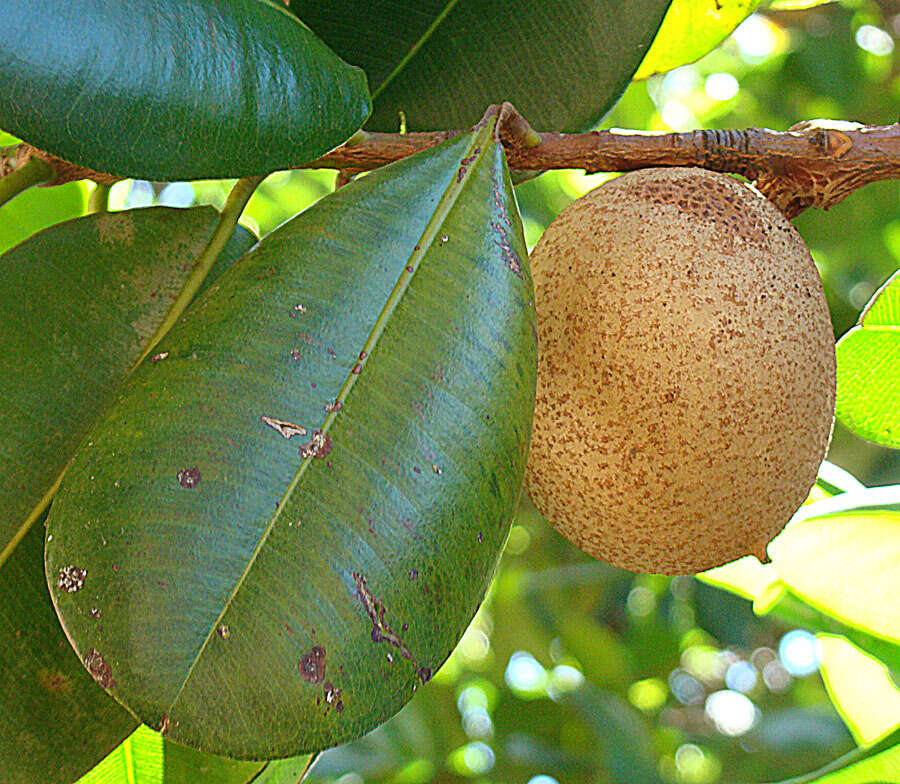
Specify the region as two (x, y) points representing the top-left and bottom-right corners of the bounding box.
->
(290, 0), (670, 132)
(0, 0), (371, 180)
(0, 520), (137, 784)
(0, 180), (87, 255)
(0, 207), (255, 560)
(46, 122), (537, 757)
(818, 634), (900, 746)
(760, 725), (900, 784)
(634, 0), (765, 80)
(77, 725), (315, 784)
(836, 271), (900, 449)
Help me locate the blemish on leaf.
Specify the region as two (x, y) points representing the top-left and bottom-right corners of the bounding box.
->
(177, 467), (201, 489)
(289, 304), (307, 317)
(158, 715), (170, 736)
(322, 681), (343, 713)
(417, 667), (432, 684)
(299, 645), (326, 683)
(57, 566), (86, 593)
(408, 569), (418, 580)
(351, 363), (362, 374)
(432, 464), (443, 475)
(325, 400), (342, 412)
(83, 648), (115, 690)
(216, 624), (230, 639)
(89, 607), (101, 620)
(290, 349), (302, 361)
(298, 430), (333, 459)
(151, 352), (169, 362)
(37, 668), (73, 695)
(261, 415), (307, 439)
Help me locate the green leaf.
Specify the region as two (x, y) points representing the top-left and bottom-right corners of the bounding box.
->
(77, 725), (315, 784)
(0, 180), (87, 255)
(760, 726), (900, 784)
(290, 0), (671, 132)
(0, 0), (371, 180)
(835, 270), (900, 449)
(45, 121), (537, 757)
(768, 486), (900, 645)
(818, 634), (900, 746)
(0, 206), (256, 561)
(634, 0), (765, 80)
(0, 519), (137, 784)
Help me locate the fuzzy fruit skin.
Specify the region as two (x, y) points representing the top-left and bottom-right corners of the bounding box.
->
(526, 167), (836, 575)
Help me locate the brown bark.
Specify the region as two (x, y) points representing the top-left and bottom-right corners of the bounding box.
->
(3, 103), (899, 218)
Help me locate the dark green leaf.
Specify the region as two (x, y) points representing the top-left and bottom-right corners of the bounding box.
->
(634, 0), (765, 80)
(0, 0), (371, 180)
(77, 725), (314, 784)
(835, 270), (900, 449)
(758, 725), (900, 784)
(0, 207), (255, 560)
(46, 122), (536, 757)
(0, 520), (137, 784)
(289, 0), (671, 132)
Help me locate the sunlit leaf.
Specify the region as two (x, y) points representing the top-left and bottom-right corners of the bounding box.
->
(77, 725), (315, 784)
(290, 0), (671, 132)
(0, 180), (87, 255)
(0, 0), (371, 180)
(634, 0), (764, 79)
(768, 486), (900, 645)
(46, 120), (537, 757)
(818, 635), (900, 746)
(836, 270), (900, 449)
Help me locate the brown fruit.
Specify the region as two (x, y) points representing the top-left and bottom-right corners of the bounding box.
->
(525, 167), (836, 575)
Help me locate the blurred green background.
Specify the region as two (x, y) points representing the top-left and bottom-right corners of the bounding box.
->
(3, 1), (898, 782)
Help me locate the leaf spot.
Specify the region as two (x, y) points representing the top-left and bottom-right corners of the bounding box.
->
(299, 645), (326, 683)
(299, 430), (333, 459)
(57, 566), (86, 593)
(260, 415), (307, 439)
(177, 467), (201, 489)
(216, 624), (230, 640)
(84, 648), (115, 690)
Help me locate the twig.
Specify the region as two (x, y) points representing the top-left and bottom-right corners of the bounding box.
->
(3, 105), (900, 218)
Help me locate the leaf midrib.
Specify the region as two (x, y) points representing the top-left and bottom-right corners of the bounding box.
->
(371, 0), (465, 102)
(167, 121), (496, 716)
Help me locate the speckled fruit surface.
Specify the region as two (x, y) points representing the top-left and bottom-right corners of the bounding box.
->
(525, 167), (836, 575)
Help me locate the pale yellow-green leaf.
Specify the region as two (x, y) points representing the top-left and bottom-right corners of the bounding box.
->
(818, 635), (900, 746)
(635, 0), (765, 80)
(768, 489), (900, 645)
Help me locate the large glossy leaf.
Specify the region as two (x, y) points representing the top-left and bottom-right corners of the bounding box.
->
(835, 270), (900, 449)
(634, 0), (765, 80)
(46, 121), (537, 757)
(289, 1), (671, 132)
(761, 726), (900, 784)
(1, 520), (137, 784)
(0, 0), (371, 180)
(768, 486), (900, 645)
(77, 726), (315, 784)
(0, 206), (256, 560)
(818, 635), (900, 746)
